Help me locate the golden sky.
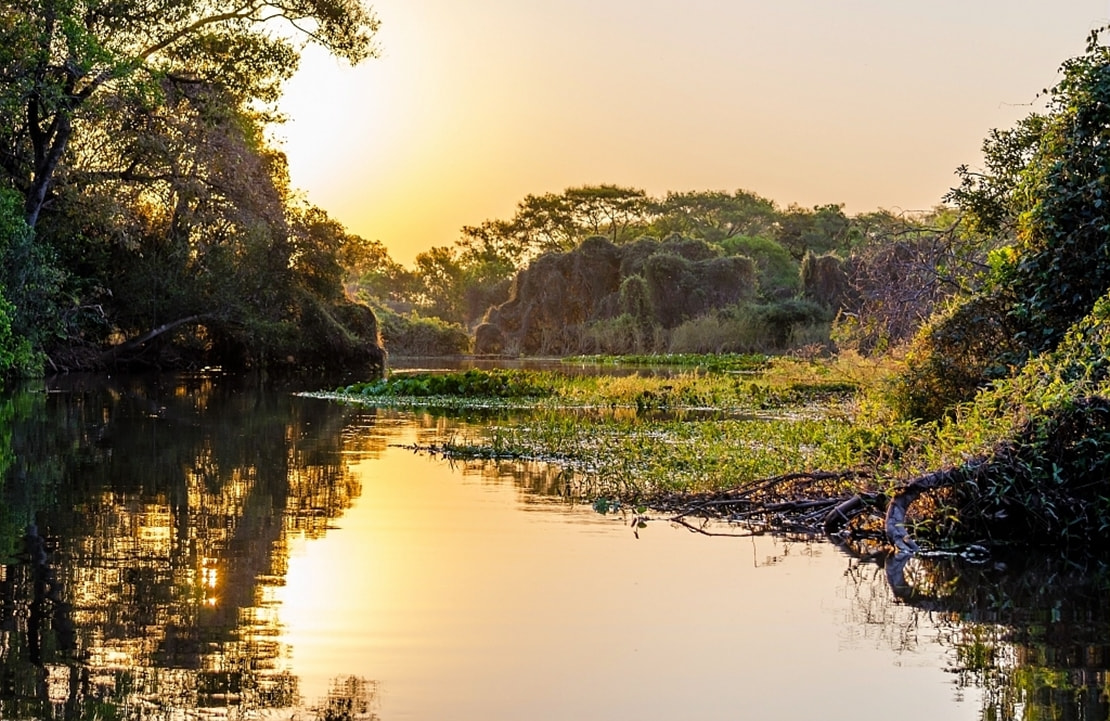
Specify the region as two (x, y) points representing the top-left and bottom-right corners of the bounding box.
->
(277, 1), (1109, 266)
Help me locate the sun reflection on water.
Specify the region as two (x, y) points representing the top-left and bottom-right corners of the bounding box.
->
(0, 376), (1105, 719)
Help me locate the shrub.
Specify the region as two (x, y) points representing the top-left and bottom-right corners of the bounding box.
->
(888, 292), (1024, 421)
(0, 188), (57, 376)
(913, 292), (1110, 545)
(0, 294), (36, 382)
(583, 314), (659, 355)
(668, 299), (832, 354)
(375, 305), (470, 356)
(669, 313), (751, 354)
(344, 368), (554, 399)
(718, 235), (799, 297)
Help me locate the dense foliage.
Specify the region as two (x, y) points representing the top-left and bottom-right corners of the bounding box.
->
(906, 293), (1110, 547)
(872, 29), (1110, 547)
(897, 29), (1110, 418)
(0, 0), (385, 379)
(353, 185), (964, 357)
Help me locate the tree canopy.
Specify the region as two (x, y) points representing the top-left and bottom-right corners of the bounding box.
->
(0, 0), (384, 378)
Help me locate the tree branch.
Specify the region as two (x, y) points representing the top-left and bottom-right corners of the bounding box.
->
(97, 314), (212, 364)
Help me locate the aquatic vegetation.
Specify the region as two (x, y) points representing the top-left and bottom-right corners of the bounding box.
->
(318, 360), (876, 417)
(341, 368), (555, 399)
(314, 360), (900, 509)
(564, 352), (770, 373)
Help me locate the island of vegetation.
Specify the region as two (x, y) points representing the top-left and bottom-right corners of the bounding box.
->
(3, 1), (1110, 557)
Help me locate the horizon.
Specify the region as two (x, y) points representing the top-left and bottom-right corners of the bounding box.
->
(277, 1), (1109, 266)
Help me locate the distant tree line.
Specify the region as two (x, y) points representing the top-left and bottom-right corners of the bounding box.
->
(353, 184), (980, 357)
(0, 0), (990, 375)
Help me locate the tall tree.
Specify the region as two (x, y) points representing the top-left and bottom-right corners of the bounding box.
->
(0, 0), (378, 228)
(651, 189), (778, 243)
(774, 203), (852, 260)
(482, 184), (653, 255)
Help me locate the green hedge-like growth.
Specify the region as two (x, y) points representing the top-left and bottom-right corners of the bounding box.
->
(341, 369), (555, 399)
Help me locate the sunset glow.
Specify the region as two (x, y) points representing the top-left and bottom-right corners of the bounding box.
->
(278, 0), (1108, 264)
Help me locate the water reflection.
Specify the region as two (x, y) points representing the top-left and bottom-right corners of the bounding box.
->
(0, 373), (370, 718)
(876, 552), (1110, 721)
(0, 374), (1105, 719)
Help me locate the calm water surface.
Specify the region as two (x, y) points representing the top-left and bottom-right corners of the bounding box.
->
(0, 374), (1106, 720)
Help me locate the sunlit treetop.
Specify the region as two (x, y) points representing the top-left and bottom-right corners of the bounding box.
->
(0, 0), (379, 225)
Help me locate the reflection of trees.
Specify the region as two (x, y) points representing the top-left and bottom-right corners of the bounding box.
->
(0, 374), (371, 718)
(842, 549), (1110, 721)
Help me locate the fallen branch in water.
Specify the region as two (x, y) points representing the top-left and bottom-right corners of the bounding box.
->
(649, 469), (888, 542)
(884, 465), (969, 553)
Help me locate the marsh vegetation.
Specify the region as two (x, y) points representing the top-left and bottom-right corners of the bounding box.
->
(321, 30), (1110, 557)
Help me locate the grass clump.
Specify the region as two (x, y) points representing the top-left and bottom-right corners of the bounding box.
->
(342, 369), (555, 400)
(564, 352), (770, 373)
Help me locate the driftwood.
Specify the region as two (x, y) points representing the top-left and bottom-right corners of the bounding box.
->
(653, 470), (886, 541)
(97, 313), (211, 365)
(654, 464), (976, 556)
(883, 466), (968, 553)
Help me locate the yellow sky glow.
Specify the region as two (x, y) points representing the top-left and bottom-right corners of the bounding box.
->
(277, 1), (1109, 266)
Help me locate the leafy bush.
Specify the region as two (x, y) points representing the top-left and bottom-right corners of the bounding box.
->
(0, 189), (50, 379)
(888, 292), (1024, 420)
(375, 305), (470, 356)
(343, 369), (555, 399)
(0, 295), (36, 382)
(717, 235), (799, 296)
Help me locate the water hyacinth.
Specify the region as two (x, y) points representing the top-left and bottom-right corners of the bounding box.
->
(309, 363), (885, 502)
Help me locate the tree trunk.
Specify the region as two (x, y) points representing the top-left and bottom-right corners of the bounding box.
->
(97, 314), (211, 365)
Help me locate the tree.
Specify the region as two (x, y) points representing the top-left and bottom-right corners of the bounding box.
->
(774, 203), (852, 260)
(0, 0), (378, 228)
(836, 208), (989, 354)
(464, 185), (654, 257)
(411, 245), (465, 323)
(897, 27), (1110, 417)
(651, 189), (778, 243)
(343, 234), (414, 304)
(0, 0), (383, 373)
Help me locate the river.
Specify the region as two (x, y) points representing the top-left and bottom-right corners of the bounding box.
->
(0, 372), (1106, 719)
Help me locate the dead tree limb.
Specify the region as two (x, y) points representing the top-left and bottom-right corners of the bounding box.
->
(884, 466), (970, 552)
(97, 313), (211, 365)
